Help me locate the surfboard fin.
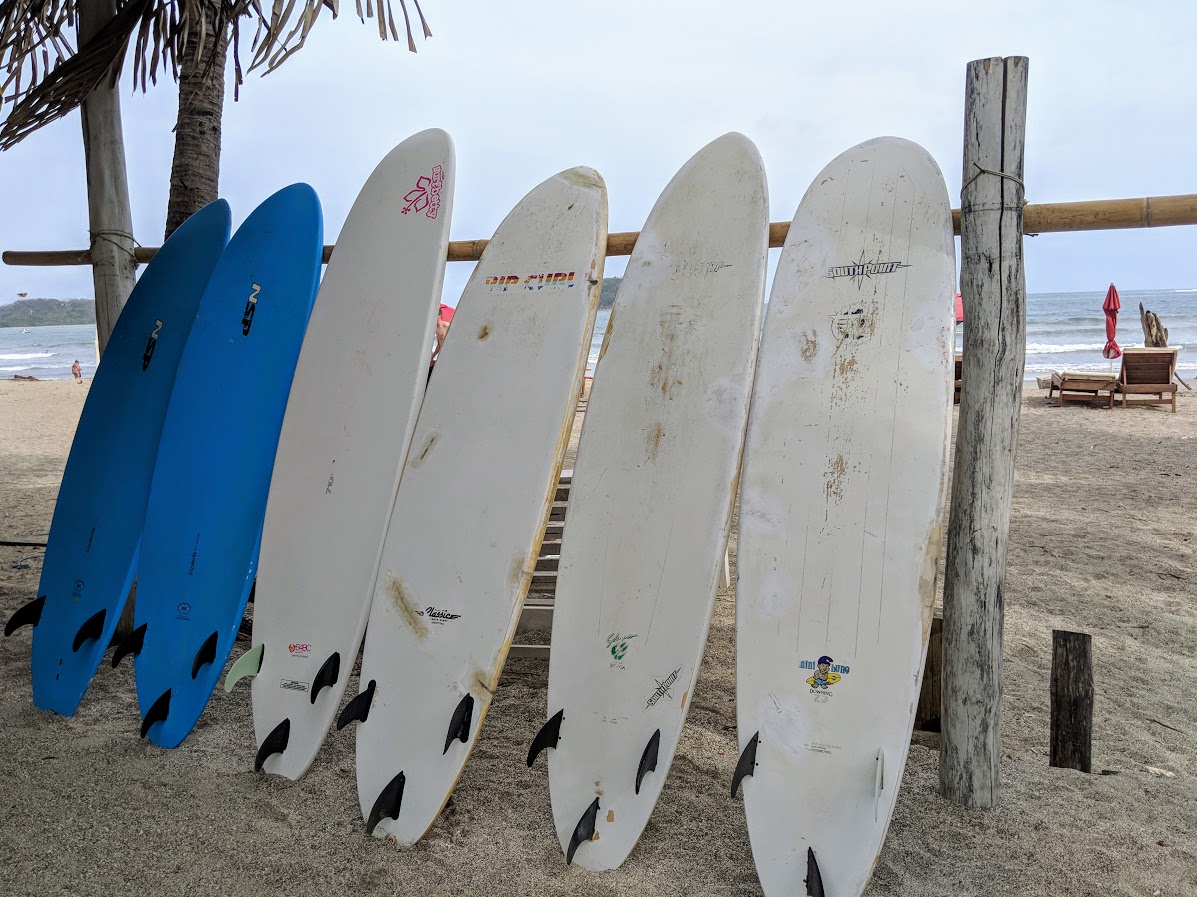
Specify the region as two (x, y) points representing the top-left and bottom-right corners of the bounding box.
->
(191, 631), (219, 679)
(336, 679), (376, 730)
(255, 718), (290, 771)
(444, 693), (474, 754)
(874, 748), (886, 822)
(366, 772), (406, 836)
(636, 729), (661, 795)
(223, 643), (264, 692)
(526, 708), (564, 767)
(140, 689), (171, 738)
(111, 623), (147, 668)
(566, 797), (600, 865)
(805, 846), (826, 897)
(71, 608), (106, 651)
(5, 594), (46, 636)
(731, 731), (759, 797)
(310, 652), (340, 705)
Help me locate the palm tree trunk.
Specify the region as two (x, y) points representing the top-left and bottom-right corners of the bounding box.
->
(164, 3), (228, 239)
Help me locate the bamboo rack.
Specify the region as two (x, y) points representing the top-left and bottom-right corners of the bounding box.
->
(4, 193), (1197, 268)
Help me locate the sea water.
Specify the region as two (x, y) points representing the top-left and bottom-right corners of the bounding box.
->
(0, 324), (97, 380)
(4, 288), (1195, 382)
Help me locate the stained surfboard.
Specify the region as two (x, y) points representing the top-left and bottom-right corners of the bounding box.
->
(122, 184), (323, 749)
(733, 137), (955, 897)
(528, 133), (768, 869)
(346, 167), (607, 844)
(2, 201), (231, 716)
(228, 129), (455, 779)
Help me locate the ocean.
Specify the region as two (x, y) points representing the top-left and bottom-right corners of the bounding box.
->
(4, 288), (1195, 382)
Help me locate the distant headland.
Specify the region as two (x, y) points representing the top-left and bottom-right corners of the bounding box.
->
(0, 298), (94, 327)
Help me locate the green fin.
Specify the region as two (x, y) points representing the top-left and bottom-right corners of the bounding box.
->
(223, 643), (264, 693)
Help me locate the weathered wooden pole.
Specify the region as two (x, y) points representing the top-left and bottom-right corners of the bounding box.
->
(77, 0), (137, 357)
(1049, 630), (1094, 773)
(940, 56), (1029, 808)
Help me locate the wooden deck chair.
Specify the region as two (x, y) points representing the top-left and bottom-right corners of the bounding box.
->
(1047, 370), (1117, 409)
(1116, 347), (1179, 413)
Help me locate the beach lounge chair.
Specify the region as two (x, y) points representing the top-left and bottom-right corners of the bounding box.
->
(1116, 347), (1179, 413)
(1047, 370), (1117, 409)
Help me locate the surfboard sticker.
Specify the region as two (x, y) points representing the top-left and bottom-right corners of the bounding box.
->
(537, 132), (769, 870)
(352, 165), (607, 845)
(735, 136), (955, 897)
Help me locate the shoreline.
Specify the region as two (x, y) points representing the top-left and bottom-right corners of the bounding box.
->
(0, 380), (1194, 896)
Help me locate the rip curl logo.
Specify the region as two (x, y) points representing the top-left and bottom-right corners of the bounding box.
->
(645, 667), (682, 710)
(801, 654), (851, 694)
(485, 272), (576, 291)
(415, 606), (461, 624)
(402, 165), (445, 219)
(288, 643), (312, 656)
(827, 251), (910, 290)
(142, 320), (163, 371)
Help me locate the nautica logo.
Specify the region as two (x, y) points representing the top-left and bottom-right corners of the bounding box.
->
(242, 283), (261, 336)
(645, 667), (682, 709)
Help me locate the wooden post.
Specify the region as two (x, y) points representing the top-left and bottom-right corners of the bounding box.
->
(939, 56), (1029, 808)
(1049, 630), (1093, 773)
(78, 0), (137, 357)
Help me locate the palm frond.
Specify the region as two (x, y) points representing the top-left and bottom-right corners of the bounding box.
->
(0, 0), (430, 148)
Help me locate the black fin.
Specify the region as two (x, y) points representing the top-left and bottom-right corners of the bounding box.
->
(336, 680), (376, 730)
(310, 652), (340, 705)
(254, 718), (290, 772)
(443, 693), (474, 754)
(247, 579), (256, 604)
(635, 729), (661, 795)
(140, 689), (171, 738)
(526, 708), (564, 767)
(365, 772), (406, 835)
(805, 846), (825, 897)
(731, 731), (759, 797)
(566, 797), (600, 865)
(191, 631), (219, 679)
(5, 594), (46, 636)
(71, 608), (106, 652)
(111, 623), (147, 668)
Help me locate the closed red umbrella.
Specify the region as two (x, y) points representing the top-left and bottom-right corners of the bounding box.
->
(1102, 284), (1122, 360)
(955, 292), (964, 324)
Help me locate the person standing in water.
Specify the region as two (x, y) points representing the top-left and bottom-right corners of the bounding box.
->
(71, 359), (82, 384)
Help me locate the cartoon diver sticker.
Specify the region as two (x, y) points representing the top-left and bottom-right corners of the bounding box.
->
(805, 655), (842, 690)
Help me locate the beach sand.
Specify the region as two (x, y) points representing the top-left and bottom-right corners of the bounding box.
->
(0, 378), (1194, 897)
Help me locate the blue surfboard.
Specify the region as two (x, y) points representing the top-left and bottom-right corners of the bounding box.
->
(3, 201), (232, 716)
(124, 184), (322, 748)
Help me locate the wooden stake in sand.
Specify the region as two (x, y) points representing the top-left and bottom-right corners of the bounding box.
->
(1049, 630), (1094, 773)
(940, 56), (1029, 809)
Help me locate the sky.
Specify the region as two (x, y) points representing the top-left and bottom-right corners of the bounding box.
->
(1, 0), (1195, 306)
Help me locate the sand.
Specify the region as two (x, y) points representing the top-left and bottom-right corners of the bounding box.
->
(0, 378), (1194, 897)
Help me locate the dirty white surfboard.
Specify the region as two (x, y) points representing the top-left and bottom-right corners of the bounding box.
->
(348, 167), (607, 844)
(734, 137), (955, 897)
(226, 129), (454, 779)
(530, 133), (768, 869)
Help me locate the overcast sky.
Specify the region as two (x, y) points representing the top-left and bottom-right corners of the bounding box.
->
(1, 0), (1195, 306)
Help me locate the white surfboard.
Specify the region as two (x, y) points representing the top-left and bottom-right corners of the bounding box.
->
(734, 137), (955, 897)
(347, 167), (607, 844)
(227, 129), (454, 779)
(528, 133), (768, 869)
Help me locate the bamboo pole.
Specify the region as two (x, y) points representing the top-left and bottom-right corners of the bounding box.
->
(940, 56), (1029, 809)
(77, 0), (137, 356)
(7, 194), (1197, 269)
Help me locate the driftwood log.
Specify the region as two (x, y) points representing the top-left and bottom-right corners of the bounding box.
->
(1139, 302), (1169, 347)
(941, 56), (1029, 809)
